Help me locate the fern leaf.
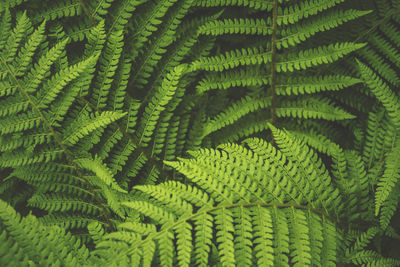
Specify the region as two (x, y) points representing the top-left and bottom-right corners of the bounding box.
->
(198, 18), (272, 36)
(174, 222), (192, 267)
(0, 113), (41, 134)
(196, 67), (269, 94)
(130, 0), (193, 89)
(276, 43), (366, 72)
(287, 208), (312, 266)
(23, 37), (70, 94)
(276, 75), (361, 96)
(0, 9), (11, 50)
(277, 96), (356, 121)
(13, 20), (46, 76)
(123, 201), (176, 225)
(28, 193), (103, 214)
(214, 207), (236, 267)
(278, 9), (370, 49)
(32, 0), (82, 22)
(193, 0), (272, 10)
(204, 96), (271, 136)
(62, 111), (126, 146)
(358, 60), (400, 126)
(191, 46), (271, 71)
(75, 157), (127, 193)
(129, 0), (179, 60)
(251, 205), (274, 267)
(1, 11), (31, 62)
(277, 0), (345, 25)
(375, 141), (400, 216)
(193, 213), (213, 267)
(136, 64), (186, 147)
(0, 198), (90, 266)
(379, 185), (399, 230)
(267, 124), (341, 215)
(37, 54), (99, 109)
(91, 29), (124, 109)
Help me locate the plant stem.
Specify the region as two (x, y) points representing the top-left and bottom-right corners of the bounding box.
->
(270, 0), (279, 125)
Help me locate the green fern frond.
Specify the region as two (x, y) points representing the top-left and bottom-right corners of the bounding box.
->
(198, 18), (272, 36)
(276, 43), (365, 72)
(379, 184), (399, 230)
(276, 96), (356, 121)
(90, 132), (348, 265)
(191, 46), (271, 71)
(196, 67), (269, 94)
(62, 111), (126, 146)
(32, 0), (82, 22)
(193, 0), (272, 10)
(276, 75), (361, 96)
(75, 156), (127, 193)
(1, 0), (400, 265)
(203, 95), (271, 136)
(347, 250), (400, 266)
(129, 0), (178, 61)
(277, 9), (370, 49)
(374, 141), (400, 216)
(136, 64), (186, 147)
(276, 0), (345, 26)
(0, 198), (90, 266)
(91, 29), (124, 109)
(358, 60), (400, 126)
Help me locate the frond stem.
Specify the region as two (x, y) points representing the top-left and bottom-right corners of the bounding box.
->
(269, 0), (278, 125)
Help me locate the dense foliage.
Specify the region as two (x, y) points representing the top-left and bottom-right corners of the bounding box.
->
(0, 0), (400, 266)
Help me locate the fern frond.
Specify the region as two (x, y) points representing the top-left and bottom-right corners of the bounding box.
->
(192, 0), (272, 10)
(13, 20), (46, 76)
(278, 9), (370, 49)
(0, 9), (11, 49)
(267, 124), (342, 216)
(75, 157), (127, 193)
(129, 0), (179, 60)
(129, 0), (193, 89)
(1, 11), (32, 63)
(347, 250), (400, 266)
(251, 205), (273, 266)
(196, 67), (269, 94)
(374, 140), (400, 216)
(191, 46), (271, 71)
(37, 54), (99, 109)
(358, 60), (400, 126)
(198, 18), (272, 36)
(277, 96), (355, 121)
(276, 75), (361, 96)
(379, 184), (399, 230)
(203, 96), (271, 136)
(277, 0), (345, 25)
(62, 111), (126, 146)
(0, 199), (90, 266)
(276, 43), (365, 72)
(32, 0), (82, 22)
(136, 64), (186, 147)
(91, 29), (124, 109)
(96, 149), (344, 265)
